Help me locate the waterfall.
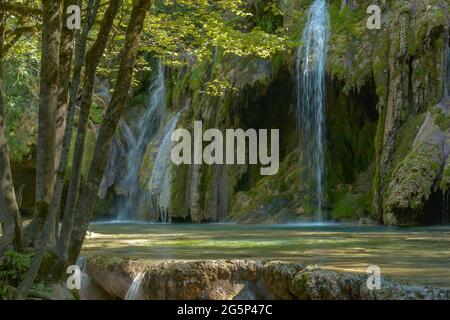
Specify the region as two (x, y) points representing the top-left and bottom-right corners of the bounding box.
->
(76, 256), (86, 273)
(295, 0), (330, 221)
(116, 62), (165, 221)
(148, 112), (181, 223)
(124, 272), (144, 300)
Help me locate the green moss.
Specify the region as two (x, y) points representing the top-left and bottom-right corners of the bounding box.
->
(385, 143), (442, 219)
(328, 1), (365, 36)
(434, 111), (450, 131)
(332, 192), (371, 221)
(169, 163), (189, 216)
(440, 158), (450, 192)
(88, 103), (103, 125)
(293, 272), (309, 290)
(127, 93), (147, 109)
(373, 34), (390, 98)
(407, 3), (448, 56)
(139, 142), (156, 189)
(82, 130), (96, 179)
(331, 162), (374, 221)
(188, 63), (207, 92)
(326, 0), (374, 90)
(65, 128), (97, 181)
(230, 151), (302, 220)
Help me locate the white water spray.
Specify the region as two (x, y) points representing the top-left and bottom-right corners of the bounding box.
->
(124, 272), (144, 300)
(295, 0), (330, 221)
(117, 62), (165, 221)
(149, 112), (181, 223)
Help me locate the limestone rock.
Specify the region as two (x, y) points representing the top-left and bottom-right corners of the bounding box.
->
(86, 257), (450, 300)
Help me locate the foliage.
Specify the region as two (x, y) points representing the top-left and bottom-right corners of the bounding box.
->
(205, 78), (237, 97)
(0, 250), (45, 299)
(89, 103), (104, 125)
(4, 56), (39, 162)
(254, 0), (284, 33)
(140, 0), (287, 66)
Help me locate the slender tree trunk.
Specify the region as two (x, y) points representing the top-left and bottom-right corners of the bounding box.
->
(16, 189), (57, 299)
(55, 0), (77, 169)
(61, 0), (120, 246)
(55, 0), (121, 274)
(27, 0), (62, 244)
(56, 0), (121, 266)
(51, 0), (100, 275)
(0, 2), (23, 256)
(53, 0), (77, 240)
(68, 0), (151, 264)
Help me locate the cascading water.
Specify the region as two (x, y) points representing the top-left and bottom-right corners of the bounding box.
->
(116, 62), (165, 221)
(148, 112), (181, 223)
(124, 272), (144, 300)
(295, 0), (330, 221)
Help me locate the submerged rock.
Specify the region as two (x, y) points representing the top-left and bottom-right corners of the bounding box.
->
(85, 257), (450, 300)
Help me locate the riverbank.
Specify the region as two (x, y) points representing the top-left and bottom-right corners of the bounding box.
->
(77, 257), (450, 300)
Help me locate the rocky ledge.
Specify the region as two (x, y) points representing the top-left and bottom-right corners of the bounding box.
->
(82, 257), (450, 300)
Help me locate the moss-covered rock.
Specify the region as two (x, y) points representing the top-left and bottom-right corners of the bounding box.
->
(383, 111), (448, 225)
(385, 143), (442, 224)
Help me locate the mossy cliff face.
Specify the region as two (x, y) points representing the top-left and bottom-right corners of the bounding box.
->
(98, 0), (449, 225)
(368, 0), (449, 225)
(164, 53), (294, 223)
(318, 0), (450, 224)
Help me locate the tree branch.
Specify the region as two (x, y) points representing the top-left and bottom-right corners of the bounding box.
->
(4, 26), (39, 54)
(2, 4), (43, 17)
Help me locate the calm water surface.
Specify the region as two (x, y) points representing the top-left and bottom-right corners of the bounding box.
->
(83, 223), (450, 288)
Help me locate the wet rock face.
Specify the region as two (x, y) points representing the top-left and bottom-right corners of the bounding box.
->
(290, 269), (450, 300)
(384, 107), (450, 225)
(85, 257), (450, 300)
(94, 0), (449, 225)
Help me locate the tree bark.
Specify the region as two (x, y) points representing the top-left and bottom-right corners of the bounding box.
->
(16, 191), (57, 299)
(68, 0), (151, 264)
(51, 0), (100, 273)
(56, 0), (121, 265)
(16, 0), (102, 294)
(27, 0), (62, 244)
(0, 1), (23, 256)
(61, 0), (120, 248)
(55, 0), (77, 169)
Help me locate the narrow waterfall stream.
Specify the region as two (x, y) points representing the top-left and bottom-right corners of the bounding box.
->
(124, 272), (144, 300)
(116, 62), (165, 221)
(295, 0), (330, 221)
(148, 112), (181, 223)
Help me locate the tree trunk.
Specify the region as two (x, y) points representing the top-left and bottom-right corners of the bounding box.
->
(53, 0), (78, 240)
(67, 0), (151, 264)
(56, 0), (121, 266)
(61, 0), (120, 247)
(55, 0), (77, 169)
(27, 0), (62, 244)
(16, 0), (102, 293)
(0, 2), (23, 256)
(51, 0), (100, 274)
(16, 187), (58, 299)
